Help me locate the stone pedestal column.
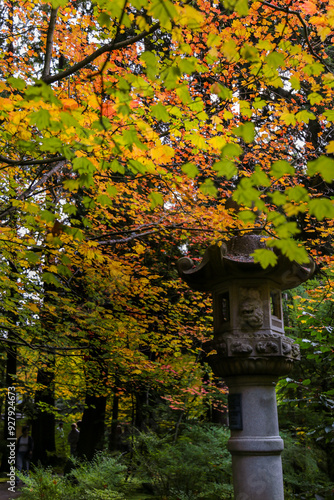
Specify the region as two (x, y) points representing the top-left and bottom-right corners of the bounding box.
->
(227, 375), (284, 500)
(177, 235), (315, 500)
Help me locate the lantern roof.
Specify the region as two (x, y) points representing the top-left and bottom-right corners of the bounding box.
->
(177, 234), (316, 292)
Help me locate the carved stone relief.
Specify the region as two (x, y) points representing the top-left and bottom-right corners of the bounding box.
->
(256, 341), (279, 354)
(230, 341), (253, 355)
(282, 342), (292, 355)
(239, 287), (264, 330)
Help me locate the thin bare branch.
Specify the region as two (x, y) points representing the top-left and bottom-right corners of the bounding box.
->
(0, 154), (66, 166)
(42, 22), (160, 84)
(261, 0), (332, 72)
(41, 7), (59, 80)
(0, 160), (65, 219)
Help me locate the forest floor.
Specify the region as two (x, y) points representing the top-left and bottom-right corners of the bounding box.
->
(0, 481), (21, 500)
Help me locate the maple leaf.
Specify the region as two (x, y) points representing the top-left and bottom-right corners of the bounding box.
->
(300, 1), (318, 15)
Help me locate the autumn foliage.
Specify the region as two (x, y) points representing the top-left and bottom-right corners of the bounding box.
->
(0, 0), (333, 463)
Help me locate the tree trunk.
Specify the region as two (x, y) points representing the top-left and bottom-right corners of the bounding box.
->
(32, 358), (56, 465)
(109, 390), (120, 452)
(0, 340), (17, 472)
(77, 394), (106, 460)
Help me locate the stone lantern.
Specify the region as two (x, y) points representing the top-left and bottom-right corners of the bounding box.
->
(177, 235), (315, 500)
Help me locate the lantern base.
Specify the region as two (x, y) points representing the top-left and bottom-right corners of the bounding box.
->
(205, 333), (300, 377)
(226, 375), (285, 500)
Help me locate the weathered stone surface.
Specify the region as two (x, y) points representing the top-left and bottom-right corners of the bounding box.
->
(177, 235), (315, 500)
(204, 333), (300, 376)
(177, 234), (315, 292)
(227, 376), (285, 500)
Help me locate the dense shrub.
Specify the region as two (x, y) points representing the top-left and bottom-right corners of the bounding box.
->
(130, 423), (233, 499)
(281, 431), (333, 499)
(17, 452), (127, 500)
(16, 425), (334, 500)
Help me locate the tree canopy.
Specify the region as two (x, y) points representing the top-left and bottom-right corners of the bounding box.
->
(0, 0), (333, 465)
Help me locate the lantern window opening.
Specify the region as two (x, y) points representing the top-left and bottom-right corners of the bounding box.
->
(221, 291), (230, 323)
(270, 290), (282, 320)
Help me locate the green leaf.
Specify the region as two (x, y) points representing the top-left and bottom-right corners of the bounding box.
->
(308, 156), (334, 183)
(280, 110), (296, 126)
(276, 222), (300, 238)
(253, 98), (267, 109)
(286, 186), (309, 202)
(61, 254), (72, 265)
(97, 194), (113, 206)
(178, 58), (196, 75)
(182, 162), (199, 178)
(25, 81), (61, 105)
(176, 85), (192, 104)
(40, 210), (56, 222)
(140, 51), (158, 79)
(296, 109), (316, 123)
(224, 0), (249, 15)
(211, 83), (232, 99)
(251, 166), (270, 187)
(72, 157), (96, 174)
(200, 179), (217, 197)
(269, 238), (309, 264)
(98, 12), (111, 27)
(233, 178), (262, 207)
(29, 109), (51, 129)
(235, 0), (249, 15)
(40, 137), (63, 152)
(60, 111), (80, 128)
(307, 92), (323, 105)
(7, 77), (26, 90)
(62, 203), (77, 215)
(106, 185), (118, 197)
(304, 62), (324, 76)
(213, 159), (237, 179)
(162, 65), (181, 90)
(63, 179), (79, 191)
(308, 198), (334, 220)
(270, 160), (294, 178)
(267, 212), (286, 226)
(51, 0), (68, 7)
(184, 133), (207, 150)
(221, 143), (243, 158)
(290, 76), (300, 90)
(265, 51), (285, 69)
(323, 110), (334, 121)
(270, 191), (287, 206)
(42, 272), (61, 286)
(24, 251), (41, 265)
(128, 159), (147, 174)
(252, 249), (278, 269)
(149, 191), (164, 208)
(110, 159), (125, 174)
(240, 44), (259, 61)
(148, 0), (177, 28)
(151, 102), (170, 121)
(238, 210), (256, 222)
(232, 122), (255, 143)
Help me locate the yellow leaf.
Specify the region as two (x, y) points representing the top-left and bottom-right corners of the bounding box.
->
(134, 244), (146, 255)
(209, 136), (227, 150)
(326, 141), (334, 153)
(280, 109), (296, 126)
(27, 303), (40, 313)
(151, 144), (175, 162)
(48, 265), (58, 273)
(222, 39), (239, 62)
(176, 5), (204, 29)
